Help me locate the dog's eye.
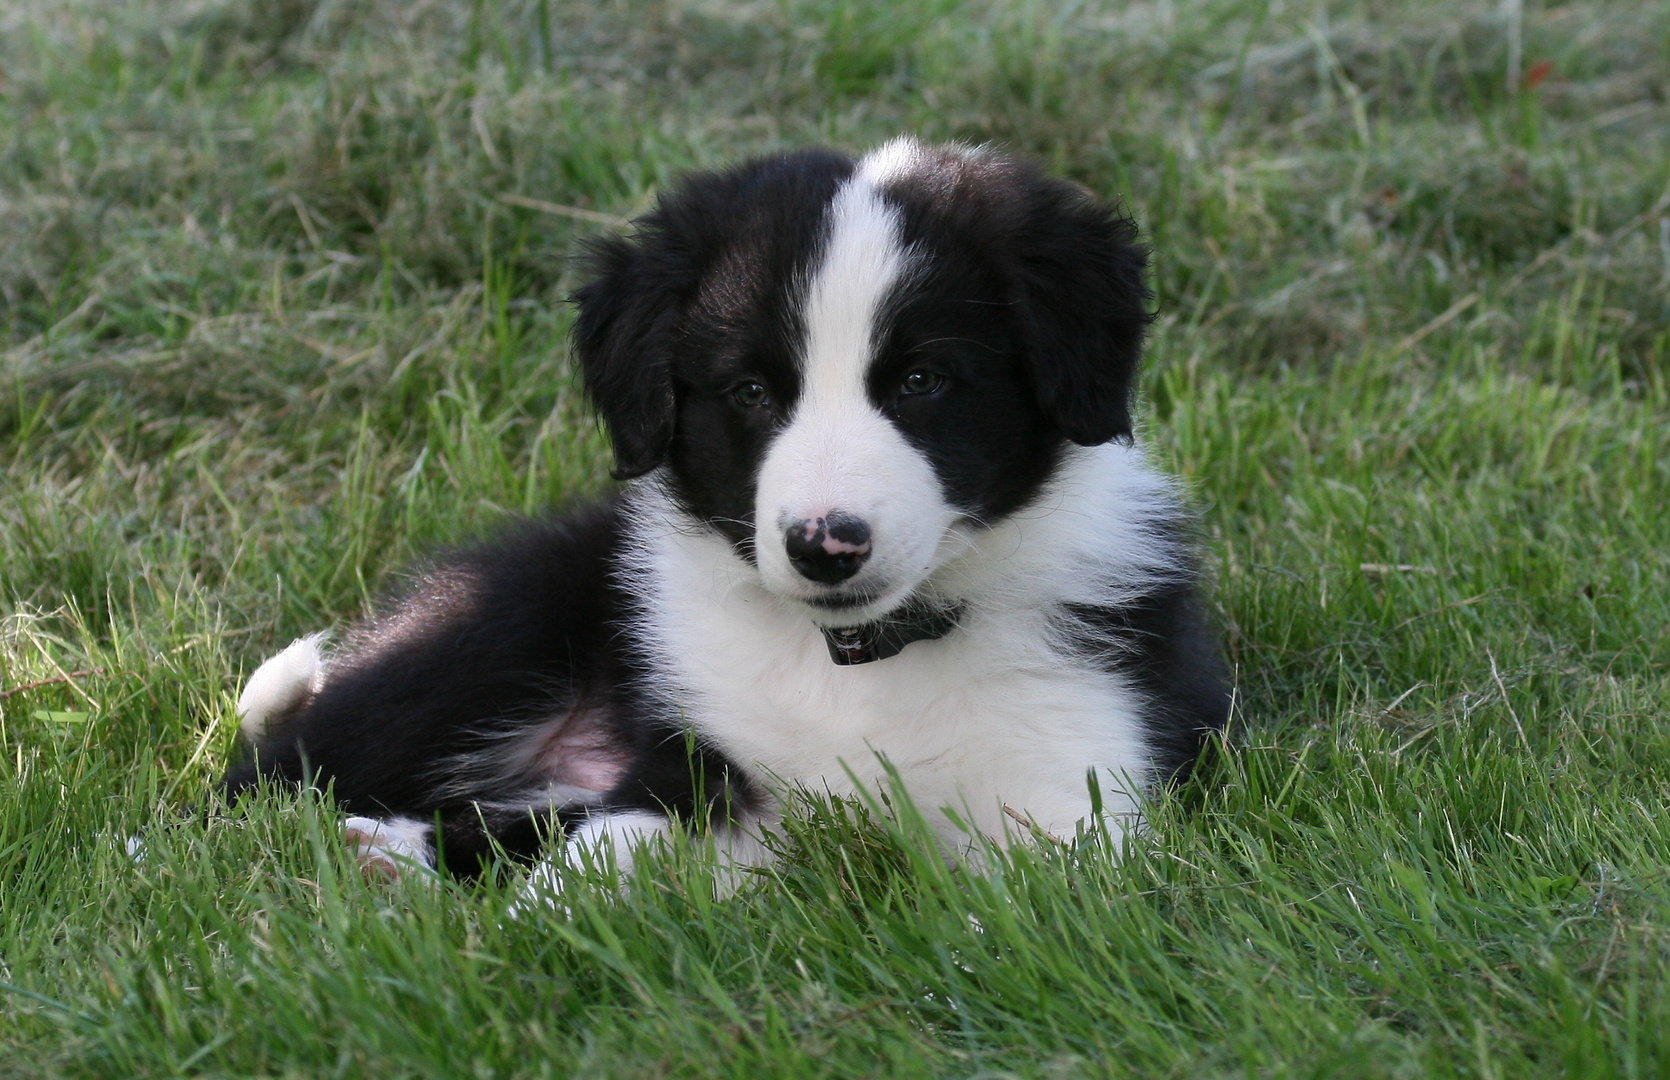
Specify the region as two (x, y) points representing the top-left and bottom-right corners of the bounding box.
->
(730, 380), (770, 408)
(900, 370), (945, 396)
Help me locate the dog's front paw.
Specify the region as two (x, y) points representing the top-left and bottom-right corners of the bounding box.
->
(504, 857), (571, 921)
(342, 815), (435, 882)
(505, 810), (673, 919)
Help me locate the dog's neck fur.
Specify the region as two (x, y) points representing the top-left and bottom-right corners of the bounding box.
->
(616, 440), (1183, 843)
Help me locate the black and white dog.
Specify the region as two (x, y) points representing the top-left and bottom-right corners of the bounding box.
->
(223, 138), (1229, 892)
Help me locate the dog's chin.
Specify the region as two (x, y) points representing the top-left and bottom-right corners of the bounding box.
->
(759, 576), (922, 629)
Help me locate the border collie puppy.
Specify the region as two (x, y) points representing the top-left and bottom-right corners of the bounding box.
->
(223, 138), (1229, 890)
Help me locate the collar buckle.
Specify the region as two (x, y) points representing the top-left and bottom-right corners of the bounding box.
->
(819, 601), (964, 666)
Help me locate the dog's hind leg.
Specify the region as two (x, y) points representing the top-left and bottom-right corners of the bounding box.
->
(342, 799), (576, 882)
(343, 815), (437, 881)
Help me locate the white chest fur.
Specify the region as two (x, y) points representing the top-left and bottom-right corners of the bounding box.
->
(623, 442), (1187, 847)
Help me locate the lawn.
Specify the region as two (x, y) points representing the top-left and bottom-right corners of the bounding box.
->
(2, 0), (1667, 1075)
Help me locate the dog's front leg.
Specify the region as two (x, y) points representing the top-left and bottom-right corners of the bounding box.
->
(511, 809), (778, 915)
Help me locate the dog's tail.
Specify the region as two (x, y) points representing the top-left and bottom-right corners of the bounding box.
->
(237, 632), (329, 741)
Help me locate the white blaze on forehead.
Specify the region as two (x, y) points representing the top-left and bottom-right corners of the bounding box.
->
(751, 149), (958, 618)
(855, 136), (926, 188)
(856, 136), (987, 194)
(798, 171), (911, 409)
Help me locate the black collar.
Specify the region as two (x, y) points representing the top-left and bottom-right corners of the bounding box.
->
(820, 599), (965, 666)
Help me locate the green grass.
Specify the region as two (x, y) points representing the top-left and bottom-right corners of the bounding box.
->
(2, 0), (1668, 1074)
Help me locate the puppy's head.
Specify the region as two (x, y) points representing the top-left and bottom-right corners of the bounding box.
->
(573, 138), (1151, 625)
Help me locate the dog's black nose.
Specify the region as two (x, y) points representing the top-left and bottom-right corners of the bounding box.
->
(784, 511), (871, 584)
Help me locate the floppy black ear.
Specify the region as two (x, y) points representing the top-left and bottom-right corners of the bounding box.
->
(571, 232), (681, 481)
(1012, 181), (1153, 446)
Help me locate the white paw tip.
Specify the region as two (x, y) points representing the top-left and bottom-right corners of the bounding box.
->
(342, 816), (435, 882)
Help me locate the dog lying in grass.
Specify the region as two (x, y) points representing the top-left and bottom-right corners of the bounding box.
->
(223, 138), (1229, 898)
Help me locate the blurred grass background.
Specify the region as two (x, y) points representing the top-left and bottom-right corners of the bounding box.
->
(1, 1), (1667, 1075)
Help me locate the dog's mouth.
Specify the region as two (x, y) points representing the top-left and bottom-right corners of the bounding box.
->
(803, 590), (884, 613)
(776, 577), (919, 628)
